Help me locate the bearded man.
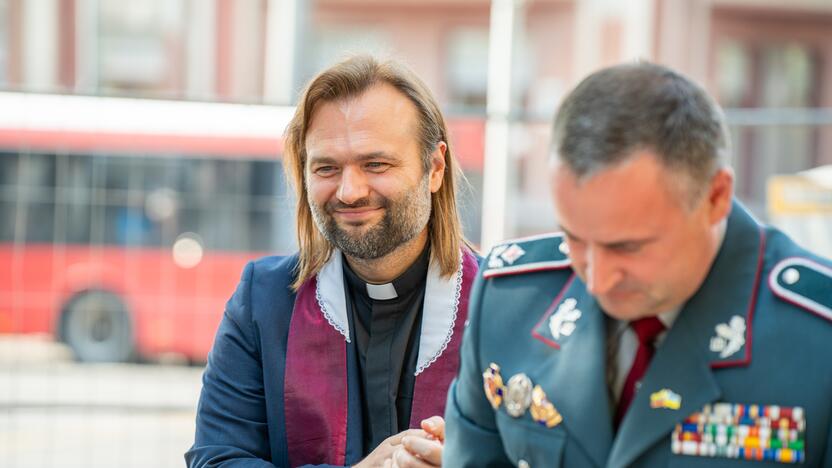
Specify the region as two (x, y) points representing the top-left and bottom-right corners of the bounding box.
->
(186, 55), (477, 468)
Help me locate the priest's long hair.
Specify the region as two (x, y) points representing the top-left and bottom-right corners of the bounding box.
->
(284, 55), (469, 291)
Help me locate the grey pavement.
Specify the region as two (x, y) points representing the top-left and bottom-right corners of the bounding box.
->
(0, 335), (205, 468)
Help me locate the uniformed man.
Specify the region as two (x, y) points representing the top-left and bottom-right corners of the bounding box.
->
(443, 62), (832, 467)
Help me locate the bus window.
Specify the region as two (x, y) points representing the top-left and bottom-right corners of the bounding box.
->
(60, 155), (95, 245)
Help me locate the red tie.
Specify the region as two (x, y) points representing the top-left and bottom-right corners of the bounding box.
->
(614, 316), (665, 427)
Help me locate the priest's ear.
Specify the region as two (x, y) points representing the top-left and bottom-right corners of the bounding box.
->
(428, 142), (446, 194)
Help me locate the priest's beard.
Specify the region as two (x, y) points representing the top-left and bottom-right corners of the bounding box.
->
(309, 176), (432, 260)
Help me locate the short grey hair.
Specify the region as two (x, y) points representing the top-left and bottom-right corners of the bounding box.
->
(551, 62), (730, 204)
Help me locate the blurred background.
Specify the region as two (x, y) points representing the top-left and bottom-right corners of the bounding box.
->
(1, 0), (830, 466)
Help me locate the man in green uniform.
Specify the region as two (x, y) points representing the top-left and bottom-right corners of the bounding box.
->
(444, 62), (832, 467)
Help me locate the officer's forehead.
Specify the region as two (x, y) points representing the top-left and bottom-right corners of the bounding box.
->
(551, 154), (690, 238)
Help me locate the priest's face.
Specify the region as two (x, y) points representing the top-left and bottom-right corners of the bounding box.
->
(304, 83), (445, 260)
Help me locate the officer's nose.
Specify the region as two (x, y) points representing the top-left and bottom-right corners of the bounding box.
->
(585, 246), (622, 295)
(336, 166), (370, 205)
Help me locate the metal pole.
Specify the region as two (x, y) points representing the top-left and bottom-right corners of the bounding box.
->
(185, 0), (217, 100)
(480, 0), (524, 251)
(23, 0), (59, 91)
(75, 0), (99, 94)
(263, 0), (303, 105)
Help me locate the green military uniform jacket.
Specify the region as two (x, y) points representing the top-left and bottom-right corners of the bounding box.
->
(444, 202), (832, 467)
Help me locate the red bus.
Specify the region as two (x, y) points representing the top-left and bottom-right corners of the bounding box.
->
(0, 92), (484, 363)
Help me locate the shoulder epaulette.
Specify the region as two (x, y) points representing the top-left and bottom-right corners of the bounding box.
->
(482, 232), (572, 279)
(769, 257), (832, 322)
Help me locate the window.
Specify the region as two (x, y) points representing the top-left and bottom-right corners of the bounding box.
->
(715, 38), (819, 215)
(446, 27), (489, 113)
(98, 0), (186, 97)
(305, 27), (391, 84)
(0, 0), (8, 85)
(1, 150), (289, 251)
(716, 40), (752, 108)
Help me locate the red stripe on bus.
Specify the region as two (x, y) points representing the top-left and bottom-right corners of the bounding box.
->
(0, 118), (485, 169)
(0, 129), (284, 159)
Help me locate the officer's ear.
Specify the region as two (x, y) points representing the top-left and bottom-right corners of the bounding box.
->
(705, 167), (734, 225)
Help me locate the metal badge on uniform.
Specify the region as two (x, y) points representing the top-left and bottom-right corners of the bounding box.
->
(548, 297), (581, 340)
(709, 315), (746, 359)
(501, 244), (526, 264)
(482, 363), (505, 410)
(504, 373), (533, 417)
(672, 402), (806, 463)
(530, 385), (563, 428)
(650, 388), (681, 410)
(488, 243), (526, 269)
(487, 245), (509, 269)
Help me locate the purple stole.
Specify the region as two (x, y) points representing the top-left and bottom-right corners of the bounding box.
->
(283, 250), (479, 466)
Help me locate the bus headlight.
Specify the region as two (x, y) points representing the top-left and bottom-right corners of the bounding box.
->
(172, 233), (204, 269)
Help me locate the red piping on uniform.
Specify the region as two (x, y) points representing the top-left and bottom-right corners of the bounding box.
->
(530, 274), (577, 350)
(711, 226), (766, 369)
(483, 263), (571, 279)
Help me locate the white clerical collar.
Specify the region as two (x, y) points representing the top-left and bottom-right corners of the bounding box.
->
(316, 249), (466, 375)
(366, 282), (398, 300)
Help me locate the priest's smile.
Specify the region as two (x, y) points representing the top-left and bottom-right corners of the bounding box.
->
(334, 207), (383, 223)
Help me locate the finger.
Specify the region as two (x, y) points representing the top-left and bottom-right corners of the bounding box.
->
(402, 435), (443, 465)
(390, 447), (403, 468)
(395, 446), (437, 468)
(384, 459), (393, 468)
(386, 428), (426, 446)
(420, 416), (445, 441)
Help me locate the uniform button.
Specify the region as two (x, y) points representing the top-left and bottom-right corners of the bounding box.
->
(518, 460), (530, 468)
(558, 241), (570, 255)
(783, 268), (800, 285)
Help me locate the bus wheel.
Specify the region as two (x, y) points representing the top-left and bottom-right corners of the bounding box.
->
(60, 291), (135, 363)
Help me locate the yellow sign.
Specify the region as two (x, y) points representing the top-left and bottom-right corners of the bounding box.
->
(768, 173), (832, 216)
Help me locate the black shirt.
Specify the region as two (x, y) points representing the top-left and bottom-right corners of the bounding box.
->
(342, 245), (431, 455)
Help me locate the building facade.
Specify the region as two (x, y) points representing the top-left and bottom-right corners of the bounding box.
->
(2, 0), (830, 236)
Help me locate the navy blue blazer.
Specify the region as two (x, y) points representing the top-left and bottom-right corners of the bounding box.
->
(185, 255), (366, 467)
(445, 202), (832, 467)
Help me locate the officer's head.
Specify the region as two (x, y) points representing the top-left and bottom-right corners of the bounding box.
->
(550, 62), (734, 320)
(284, 55), (466, 290)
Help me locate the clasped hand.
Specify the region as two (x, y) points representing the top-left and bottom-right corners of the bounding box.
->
(353, 416), (445, 468)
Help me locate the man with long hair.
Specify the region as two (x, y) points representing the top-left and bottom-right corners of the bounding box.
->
(444, 62), (832, 466)
(187, 56), (477, 467)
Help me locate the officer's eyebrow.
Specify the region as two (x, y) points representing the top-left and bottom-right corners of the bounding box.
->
(603, 237), (658, 251)
(560, 226), (581, 243)
(560, 226), (657, 250)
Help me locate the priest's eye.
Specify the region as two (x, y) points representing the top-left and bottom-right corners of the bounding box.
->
(314, 166), (338, 176)
(365, 161), (390, 172)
